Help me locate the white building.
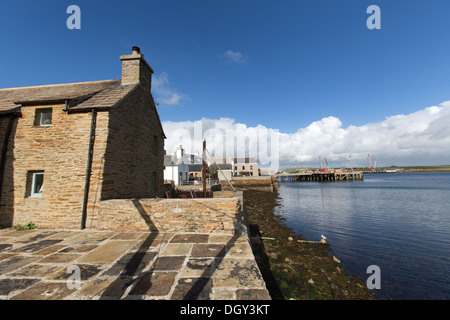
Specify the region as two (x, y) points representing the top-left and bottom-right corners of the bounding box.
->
(163, 145), (190, 186)
(233, 156), (259, 176)
(209, 163), (233, 181)
(207, 155), (234, 180)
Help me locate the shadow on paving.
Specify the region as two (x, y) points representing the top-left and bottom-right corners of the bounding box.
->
(99, 198), (265, 300)
(168, 198), (265, 300)
(100, 199), (159, 299)
(98, 231), (234, 300)
(99, 232), (160, 299)
(101, 233), (243, 300)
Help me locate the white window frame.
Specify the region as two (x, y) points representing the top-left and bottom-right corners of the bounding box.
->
(30, 171), (44, 197)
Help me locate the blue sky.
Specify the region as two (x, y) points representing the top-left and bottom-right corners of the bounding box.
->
(1, 1), (450, 166)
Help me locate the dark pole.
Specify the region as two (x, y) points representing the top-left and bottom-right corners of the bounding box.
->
(202, 139), (206, 198)
(81, 109), (97, 230)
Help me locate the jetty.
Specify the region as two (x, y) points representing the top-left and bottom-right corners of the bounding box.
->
(273, 170), (364, 182)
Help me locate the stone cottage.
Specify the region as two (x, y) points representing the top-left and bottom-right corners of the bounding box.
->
(0, 47), (166, 229)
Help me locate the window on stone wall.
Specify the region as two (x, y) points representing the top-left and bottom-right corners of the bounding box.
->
(35, 108), (52, 126)
(26, 171), (44, 197)
(151, 171), (156, 194)
(152, 171), (156, 193)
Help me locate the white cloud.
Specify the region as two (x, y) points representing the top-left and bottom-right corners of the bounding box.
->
(152, 72), (189, 105)
(162, 101), (450, 168)
(221, 50), (248, 65)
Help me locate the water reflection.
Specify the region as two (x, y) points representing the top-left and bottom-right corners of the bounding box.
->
(276, 173), (450, 299)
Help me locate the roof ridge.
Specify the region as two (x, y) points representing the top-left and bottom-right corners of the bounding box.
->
(66, 83), (139, 112)
(0, 79), (120, 91)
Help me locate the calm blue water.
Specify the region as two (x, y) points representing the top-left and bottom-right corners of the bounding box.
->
(276, 172), (450, 300)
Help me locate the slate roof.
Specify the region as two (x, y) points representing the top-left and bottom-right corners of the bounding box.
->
(164, 155), (174, 166)
(234, 157), (258, 164)
(164, 155), (189, 167)
(0, 79), (139, 114)
(182, 153), (203, 165)
(188, 164), (203, 172)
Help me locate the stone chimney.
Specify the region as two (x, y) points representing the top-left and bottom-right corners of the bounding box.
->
(120, 46), (154, 91)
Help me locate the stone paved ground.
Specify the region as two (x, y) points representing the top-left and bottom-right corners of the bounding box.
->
(0, 228), (271, 300)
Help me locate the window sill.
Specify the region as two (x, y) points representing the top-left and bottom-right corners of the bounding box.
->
(28, 194), (43, 198)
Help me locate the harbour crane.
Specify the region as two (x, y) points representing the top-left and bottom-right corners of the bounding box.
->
(368, 154), (375, 172)
(325, 158), (330, 169)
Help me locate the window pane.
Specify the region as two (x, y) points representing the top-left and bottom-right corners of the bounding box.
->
(33, 173), (44, 195)
(40, 110), (52, 125)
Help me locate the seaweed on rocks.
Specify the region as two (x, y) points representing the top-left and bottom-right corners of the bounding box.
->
(244, 190), (375, 300)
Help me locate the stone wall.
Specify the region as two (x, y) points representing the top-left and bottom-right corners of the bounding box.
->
(175, 183), (221, 193)
(91, 192), (245, 234)
(100, 86), (165, 200)
(0, 116), (18, 227)
(0, 116), (12, 147)
(213, 191), (235, 198)
(221, 176), (274, 192)
(120, 54), (152, 90)
(0, 105), (109, 228)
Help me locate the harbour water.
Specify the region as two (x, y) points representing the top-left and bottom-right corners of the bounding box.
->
(275, 172), (450, 299)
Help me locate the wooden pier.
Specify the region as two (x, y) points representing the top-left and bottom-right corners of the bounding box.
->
(273, 170), (364, 182)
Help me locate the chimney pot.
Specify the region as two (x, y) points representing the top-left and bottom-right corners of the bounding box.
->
(132, 46), (141, 55)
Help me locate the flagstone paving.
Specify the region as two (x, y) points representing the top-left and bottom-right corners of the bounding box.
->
(0, 228), (270, 300)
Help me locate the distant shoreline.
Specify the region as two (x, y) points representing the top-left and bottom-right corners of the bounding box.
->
(272, 166), (450, 174)
(365, 169), (450, 173)
(403, 169), (450, 172)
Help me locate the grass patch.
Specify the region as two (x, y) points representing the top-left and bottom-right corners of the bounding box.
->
(13, 222), (36, 231)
